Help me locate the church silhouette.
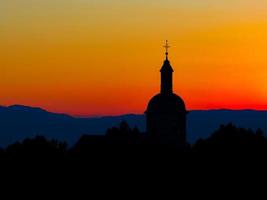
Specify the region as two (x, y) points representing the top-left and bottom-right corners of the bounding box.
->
(145, 41), (187, 147)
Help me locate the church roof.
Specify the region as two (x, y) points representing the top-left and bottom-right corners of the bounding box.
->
(146, 93), (186, 114)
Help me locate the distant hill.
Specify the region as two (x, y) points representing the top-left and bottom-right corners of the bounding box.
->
(0, 105), (145, 147)
(187, 109), (267, 143)
(0, 105), (267, 147)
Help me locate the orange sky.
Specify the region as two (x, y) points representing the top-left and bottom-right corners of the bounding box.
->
(1, 1), (267, 116)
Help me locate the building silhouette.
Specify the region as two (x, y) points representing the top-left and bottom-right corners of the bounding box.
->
(145, 41), (187, 147)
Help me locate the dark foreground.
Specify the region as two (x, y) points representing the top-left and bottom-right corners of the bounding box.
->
(1, 122), (267, 194)
(1, 123), (267, 169)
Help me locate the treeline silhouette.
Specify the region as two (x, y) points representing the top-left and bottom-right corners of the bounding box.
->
(1, 121), (267, 189)
(1, 121), (267, 165)
(0, 122), (262, 196)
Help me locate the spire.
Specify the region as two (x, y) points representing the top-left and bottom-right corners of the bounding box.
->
(161, 40), (173, 94)
(163, 40), (170, 60)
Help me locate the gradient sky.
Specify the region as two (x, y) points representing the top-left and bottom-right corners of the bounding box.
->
(1, 0), (267, 116)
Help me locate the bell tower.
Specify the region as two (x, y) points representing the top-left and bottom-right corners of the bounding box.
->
(160, 40), (173, 94)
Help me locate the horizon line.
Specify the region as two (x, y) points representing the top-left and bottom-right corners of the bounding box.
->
(2, 104), (267, 118)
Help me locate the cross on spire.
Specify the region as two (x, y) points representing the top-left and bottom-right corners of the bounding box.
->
(163, 40), (170, 59)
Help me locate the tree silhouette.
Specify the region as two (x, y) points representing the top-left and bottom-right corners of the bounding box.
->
(193, 123), (267, 162)
(5, 136), (67, 161)
(106, 121), (140, 138)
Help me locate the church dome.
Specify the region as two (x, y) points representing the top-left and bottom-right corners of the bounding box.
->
(146, 93), (186, 114)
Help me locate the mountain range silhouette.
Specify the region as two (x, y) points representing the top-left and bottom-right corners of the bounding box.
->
(0, 104), (266, 147)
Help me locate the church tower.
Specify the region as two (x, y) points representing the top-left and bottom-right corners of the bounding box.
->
(145, 41), (187, 147)
(160, 41), (173, 94)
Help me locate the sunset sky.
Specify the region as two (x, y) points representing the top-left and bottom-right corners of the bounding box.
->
(1, 0), (267, 116)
